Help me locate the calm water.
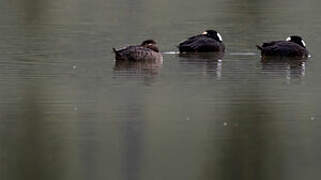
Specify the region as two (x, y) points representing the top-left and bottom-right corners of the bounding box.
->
(1, 0), (321, 179)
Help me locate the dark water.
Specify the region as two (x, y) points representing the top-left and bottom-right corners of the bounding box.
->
(1, 0), (321, 179)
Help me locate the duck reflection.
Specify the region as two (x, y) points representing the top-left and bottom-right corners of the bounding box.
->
(179, 51), (224, 60)
(113, 60), (163, 86)
(261, 57), (307, 80)
(261, 55), (308, 62)
(178, 52), (224, 79)
(114, 59), (162, 74)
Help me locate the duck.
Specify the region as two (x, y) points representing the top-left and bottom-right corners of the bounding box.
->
(256, 35), (309, 59)
(113, 39), (163, 62)
(178, 30), (225, 53)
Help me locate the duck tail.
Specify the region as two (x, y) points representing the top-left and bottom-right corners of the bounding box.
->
(112, 48), (118, 54)
(256, 45), (263, 51)
(113, 48), (121, 58)
(113, 48), (124, 60)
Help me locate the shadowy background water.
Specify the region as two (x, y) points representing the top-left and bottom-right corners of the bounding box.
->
(0, 0), (321, 179)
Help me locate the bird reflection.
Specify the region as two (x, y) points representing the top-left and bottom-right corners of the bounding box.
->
(113, 60), (163, 86)
(261, 57), (307, 80)
(113, 60), (162, 74)
(178, 52), (224, 61)
(178, 52), (224, 79)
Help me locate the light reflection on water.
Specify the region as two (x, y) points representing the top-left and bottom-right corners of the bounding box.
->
(1, 0), (321, 180)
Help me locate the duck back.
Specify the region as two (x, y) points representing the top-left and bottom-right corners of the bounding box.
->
(113, 46), (162, 62)
(258, 41), (308, 58)
(179, 35), (225, 53)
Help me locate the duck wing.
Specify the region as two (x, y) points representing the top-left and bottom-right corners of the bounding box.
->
(261, 41), (306, 57)
(179, 35), (223, 52)
(114, 46), (161, 61)
(261, 41), (282, 47)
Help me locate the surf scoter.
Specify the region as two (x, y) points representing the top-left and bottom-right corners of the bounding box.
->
(256, 35), (309, 59)
(178, 30), (225, 53)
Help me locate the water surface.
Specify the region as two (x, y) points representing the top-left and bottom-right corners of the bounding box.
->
(0, 0), (321, 180)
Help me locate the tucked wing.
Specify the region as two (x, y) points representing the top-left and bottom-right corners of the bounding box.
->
(261, 41), (282, 48)
(114, 46), (161, 61)
(178, 35), (224, 52)
(261, 41), (307, 57)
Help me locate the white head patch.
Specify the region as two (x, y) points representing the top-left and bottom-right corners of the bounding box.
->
(202, 31), (208, 35)
(286, 37), (291, 41)
(301, 40), (306, 47)
(217, 32), (223, 41)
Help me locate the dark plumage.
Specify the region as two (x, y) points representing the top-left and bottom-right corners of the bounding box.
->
(257, 35), (309, 59)
(113, 39), (163, 62)
(178, 30), (225, 53)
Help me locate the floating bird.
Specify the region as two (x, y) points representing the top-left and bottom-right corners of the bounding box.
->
(113, 39), (162, 62)
(256, 35), (309, 59)
(178, 30), (225, 53)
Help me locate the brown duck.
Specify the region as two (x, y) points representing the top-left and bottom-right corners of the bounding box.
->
(113, 40), (163, 62)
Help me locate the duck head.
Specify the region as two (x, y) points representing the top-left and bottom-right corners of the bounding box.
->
(286, 35), (306, 48)
(141, 39), (159, 52)
(202, 30), (223, 42)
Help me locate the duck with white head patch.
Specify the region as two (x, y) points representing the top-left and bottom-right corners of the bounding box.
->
(178, 30), (225, 53)
(256, 35), (309, 59)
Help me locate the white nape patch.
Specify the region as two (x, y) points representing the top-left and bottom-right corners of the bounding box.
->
(301, 40), (306, 47)
(117, 46), (127, 51)
(163, 51), (179, 55)
(286, 37), (291, 41)
(202, 31), (208, 35)
(217, 33), (223, 41)
(229, 52), (257, 56)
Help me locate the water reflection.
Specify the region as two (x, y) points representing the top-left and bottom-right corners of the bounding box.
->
(120, 106), (145, 180)
(112, 60), (162, 86)
(1, 0), (321, 179)
(261, 59), (307, 80)
(203, 100), (280, 180)
(178, 52), (224, 79)
(178, 52), (224, 61)
(0, 0), (66, 179)
(113, 60), (162, 75)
